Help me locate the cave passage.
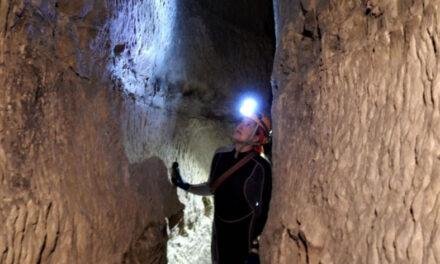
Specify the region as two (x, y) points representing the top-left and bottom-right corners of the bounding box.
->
(108, 0), (276, 263)
(2, 0), (440, 264)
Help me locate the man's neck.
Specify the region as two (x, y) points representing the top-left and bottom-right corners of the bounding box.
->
(234, 143), (253, 153)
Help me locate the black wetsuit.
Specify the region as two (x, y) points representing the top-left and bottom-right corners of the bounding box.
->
(207, 146), (272, 264)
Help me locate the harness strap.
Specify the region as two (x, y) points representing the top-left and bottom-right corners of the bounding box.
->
(209, 152), (256, 193)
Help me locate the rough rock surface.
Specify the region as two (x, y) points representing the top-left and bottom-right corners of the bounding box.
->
(0, 0), (183, 263)
(263, 0), (440, 263)
(0, 0), (274, 263)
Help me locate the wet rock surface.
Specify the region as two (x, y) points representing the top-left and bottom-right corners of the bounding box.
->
(263, 0), (440, 263)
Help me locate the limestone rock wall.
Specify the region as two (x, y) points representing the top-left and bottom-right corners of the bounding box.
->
(263, 0), (440, 263)
(0, 1), (183, 263)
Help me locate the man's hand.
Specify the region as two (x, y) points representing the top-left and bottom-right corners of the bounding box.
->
(171, 162), (190, 190)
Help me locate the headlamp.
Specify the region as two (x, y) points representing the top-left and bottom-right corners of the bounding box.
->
(239, 98), (258, 118)
(239, 97), (270, 137)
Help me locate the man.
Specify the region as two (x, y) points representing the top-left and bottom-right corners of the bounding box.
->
(171, 103), (272, 264)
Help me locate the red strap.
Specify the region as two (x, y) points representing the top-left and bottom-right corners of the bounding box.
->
(209, 152), (256, 193)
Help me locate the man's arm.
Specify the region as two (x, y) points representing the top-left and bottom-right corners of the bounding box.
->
(171, 152), (221, 196)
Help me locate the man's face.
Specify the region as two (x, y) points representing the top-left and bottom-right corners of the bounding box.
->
(232, 117), (258, 143)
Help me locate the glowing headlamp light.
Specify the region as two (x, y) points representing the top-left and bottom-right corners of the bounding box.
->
(239, 97), (270, 138)
(239, 98), (258, 118)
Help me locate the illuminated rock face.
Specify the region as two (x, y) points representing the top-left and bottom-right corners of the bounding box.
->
(263, 1), (440, 263)
(0, 0), (274, 263)
(0, 1), (183, 263)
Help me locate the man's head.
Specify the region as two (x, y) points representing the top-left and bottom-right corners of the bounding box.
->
(232, 114), (271, 146)
(234, 96), (271, 153)
(233, 117), (259, 144)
